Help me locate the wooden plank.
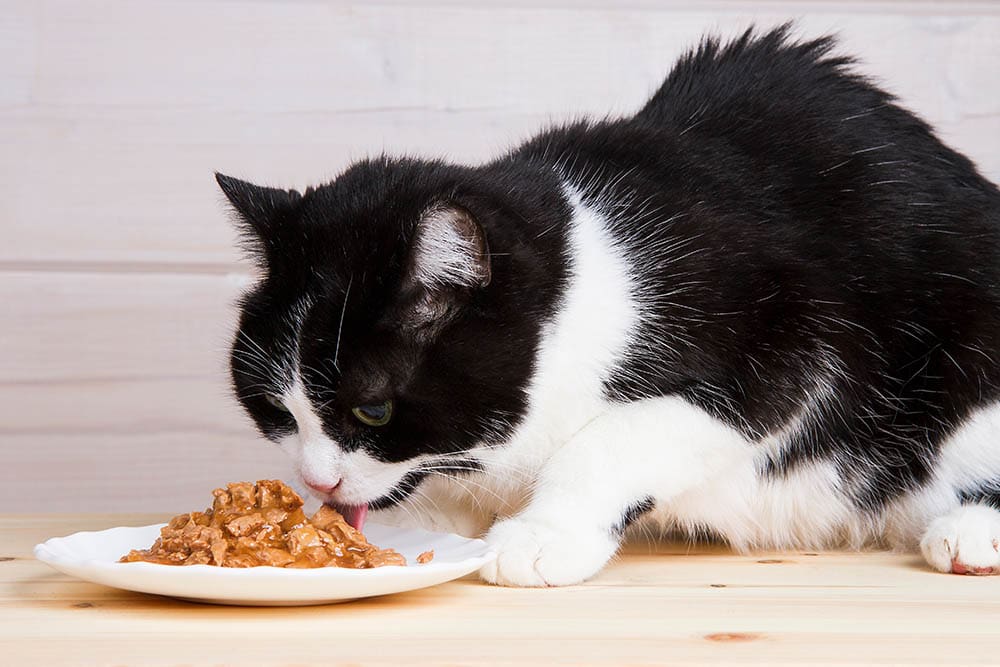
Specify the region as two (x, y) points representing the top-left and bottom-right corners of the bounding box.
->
(0, 270), (290, 511)
(0, 271), (250, 383)
(308, 0), (1000, 12)
(0, 110), (553, 267)
(31, 2), (666, 114)
(1, 432), (289, 512)
(0, 1), (36, 107)
(28, 4), (998, 121)
(3, 2), (997, 267)
(0, 376), (248, 436)
(6, 515), (1000, 665)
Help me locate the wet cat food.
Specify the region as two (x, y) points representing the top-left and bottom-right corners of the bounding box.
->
(120, 480), (406, 568)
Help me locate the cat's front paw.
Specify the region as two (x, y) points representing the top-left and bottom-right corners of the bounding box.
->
(921, 504), (1000, 575)
(479, 517), (618, 587)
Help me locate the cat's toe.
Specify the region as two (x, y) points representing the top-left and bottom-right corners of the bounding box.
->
(480, 518), (548, 587)
(921, 505), (1000, 575)
(480, 517), (617, 587)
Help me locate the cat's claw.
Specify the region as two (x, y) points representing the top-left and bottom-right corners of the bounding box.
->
(479, 516), (618, 587)
(921, 504), (1000, 575)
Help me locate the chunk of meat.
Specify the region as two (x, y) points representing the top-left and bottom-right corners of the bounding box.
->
(119, 480), (406, 569)
(224, 512), (265, 537)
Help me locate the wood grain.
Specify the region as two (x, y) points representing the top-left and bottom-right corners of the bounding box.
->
(3, 433), (289, 512)
(3, 0), (999, 511)
(0, 271), (289, 511)
(6, 514), (1000, 666)
(0, 271), (247, 383)
(3, 1), (998, 267)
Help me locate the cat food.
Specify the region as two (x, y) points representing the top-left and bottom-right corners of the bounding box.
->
(416, 550), (434, 564)
(120, 480), (406, 568)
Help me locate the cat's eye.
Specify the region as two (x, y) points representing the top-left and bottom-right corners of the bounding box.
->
(352, 400), (393, 427)
(265, 393), (289, 412)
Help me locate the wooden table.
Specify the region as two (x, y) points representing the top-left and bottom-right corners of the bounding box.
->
(5, 515), (1000, 666)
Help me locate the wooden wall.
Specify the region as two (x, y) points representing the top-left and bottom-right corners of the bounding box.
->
(4, 0), (999, 511)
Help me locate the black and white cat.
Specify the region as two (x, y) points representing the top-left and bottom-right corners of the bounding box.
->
(219, 26), (1000, 586)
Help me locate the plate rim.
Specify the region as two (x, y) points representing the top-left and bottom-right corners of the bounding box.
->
(34, 521), (496, 578)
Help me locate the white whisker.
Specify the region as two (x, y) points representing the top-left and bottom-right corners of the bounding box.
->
(333, 276), (353, 372)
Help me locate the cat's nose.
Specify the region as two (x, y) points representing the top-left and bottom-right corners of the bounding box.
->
(303, 476), (341, 495)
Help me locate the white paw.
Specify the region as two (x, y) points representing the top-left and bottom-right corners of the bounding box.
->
(921, 504), (1000, 575)
(479, 517), (618, 587)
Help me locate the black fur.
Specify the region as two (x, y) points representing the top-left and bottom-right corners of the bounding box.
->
(222, 25), (1000, 514)
(613, 497), (657, 535)
(958, 481), (1000, 510)
(224, 158), (570, 468)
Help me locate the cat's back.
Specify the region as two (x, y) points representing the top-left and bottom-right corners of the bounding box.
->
(634, 25), (999, 206)
(505, 24), (1000, 260)
(636, 25), (872, 135)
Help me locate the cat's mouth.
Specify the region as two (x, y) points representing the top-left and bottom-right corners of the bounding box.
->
(325, 502), (369, 532)
(320, 469), (434, 532)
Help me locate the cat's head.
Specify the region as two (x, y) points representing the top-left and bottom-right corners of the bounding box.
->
(218, 158), (559, 528)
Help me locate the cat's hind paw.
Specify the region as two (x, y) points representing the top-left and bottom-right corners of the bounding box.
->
(921, 504), (1000, 575)
(479, 517), (618, 587)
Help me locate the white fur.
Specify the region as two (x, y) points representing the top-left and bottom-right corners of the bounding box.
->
(279, 381), (437, 509)
(480, 395), (751, 586)
(411, 207), (483, 288)
(395, 185), (651, 538)
(921, 504), (1000, 574)
(274, 181), (1000, 586)
(271, 297), (464, 509)
(474, 186), (865, 584)
(426, 184), (1000, 584)
(888, 402), (1000, 573)
(890, 402), (1000, 545)
(280, 372), (497, 537)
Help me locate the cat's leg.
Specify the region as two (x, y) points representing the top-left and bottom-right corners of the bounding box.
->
(904, 403), (1000, 575)
(920, 504), (1000, 575)
(480, 396), (748, 587)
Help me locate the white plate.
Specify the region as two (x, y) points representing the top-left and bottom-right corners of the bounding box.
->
(34, 522), (495, 606)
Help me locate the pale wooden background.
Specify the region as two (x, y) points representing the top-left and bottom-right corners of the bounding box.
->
(3, 0), (999, 512)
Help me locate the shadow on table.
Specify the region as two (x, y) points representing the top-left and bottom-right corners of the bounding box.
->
(13, 568), (484, 617)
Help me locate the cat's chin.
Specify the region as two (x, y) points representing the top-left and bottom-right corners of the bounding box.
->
(325, 502), (369, 531)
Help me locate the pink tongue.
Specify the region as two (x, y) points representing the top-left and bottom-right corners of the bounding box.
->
(331, 503), (368, 532)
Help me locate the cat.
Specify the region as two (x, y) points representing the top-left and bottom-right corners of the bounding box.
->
(218, 25), (1000, 586)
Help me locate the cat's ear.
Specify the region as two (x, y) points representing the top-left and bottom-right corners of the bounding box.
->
(396, 204), (491, 332)
(407, 204), (491, 290)
(215, 173), (302, 265)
